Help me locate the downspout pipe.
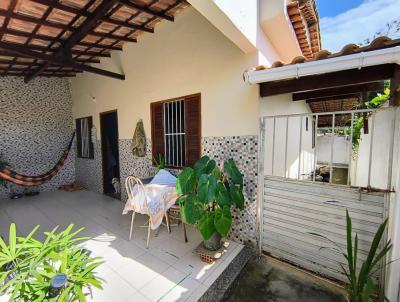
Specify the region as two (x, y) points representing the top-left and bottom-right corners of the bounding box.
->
(243, 46), (400, 85)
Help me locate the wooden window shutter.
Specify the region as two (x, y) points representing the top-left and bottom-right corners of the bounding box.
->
(151, 102), (165, 164)
(184, 94), (201, 167)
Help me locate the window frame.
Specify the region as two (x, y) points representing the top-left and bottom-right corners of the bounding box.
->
(151, 93), (201, 169)
(76, 116), (94, 159)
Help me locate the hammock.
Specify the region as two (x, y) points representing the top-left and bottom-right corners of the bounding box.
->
(0, 132), (75, 186)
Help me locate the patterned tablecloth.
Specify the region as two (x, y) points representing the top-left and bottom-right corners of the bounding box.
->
(123, 183), (178, 229)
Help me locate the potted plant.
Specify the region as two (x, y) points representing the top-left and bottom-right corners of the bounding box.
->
(176, 156), (244, 250)
(0, 223), (104, 301)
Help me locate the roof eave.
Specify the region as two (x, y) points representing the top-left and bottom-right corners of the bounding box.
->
(244, 46), (400, 85)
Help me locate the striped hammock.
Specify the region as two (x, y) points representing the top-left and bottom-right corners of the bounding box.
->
(0, 133), (75, 187)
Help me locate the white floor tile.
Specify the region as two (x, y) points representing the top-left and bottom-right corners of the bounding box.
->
(136, 252), (171, 275)
(173, 251), (218, 283)
(160, 276), (201, 302)
(113, 258), (161, 290)
(125, 291), (151, 302)
(90, 264), (137, 302)
(0, 191), (244, 302)
(150, 237), (194, 265)
(140, 267), (187, 302)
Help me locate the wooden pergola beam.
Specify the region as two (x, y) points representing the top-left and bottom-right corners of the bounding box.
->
(25, 0), (121, 82)
(1, 72), (77, 77)
(30, 0), (154, 33)
(0, 28), (124, 51)
(306, 94), (361, 103)
(0, 67), (82, 73)
(117, 0), (175, 21)
(7, 42), (112, 58)
(0, 10), (137, 43)
(0, 41), (125, 81)
(260, 64), (396, 97)
(0, 49), (101, 64)
(87, 30), (137, 43)
(293, 82), (385, 101)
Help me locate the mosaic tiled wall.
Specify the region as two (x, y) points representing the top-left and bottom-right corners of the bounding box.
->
(75, 135), (258, 245)
(75, 140), (103, 194)
(0, 77), (75, 199)
(202, 136), (258, 246)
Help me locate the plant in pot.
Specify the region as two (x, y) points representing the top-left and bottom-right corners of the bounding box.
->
(176, 156), (244, 251)
(0, 223), (104, 301)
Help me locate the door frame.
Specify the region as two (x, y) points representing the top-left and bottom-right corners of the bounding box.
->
(99, 109), (120, 195)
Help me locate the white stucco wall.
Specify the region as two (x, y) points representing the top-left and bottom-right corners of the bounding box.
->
(351, 108), (396, 189)
(71, 7), (264, 139)
(317, 135), (350, 165)
(259, 0), (302, 63)
(260, 94), (314, 178)
(385, 107), (400, 302)
(188, 0), (282, 66)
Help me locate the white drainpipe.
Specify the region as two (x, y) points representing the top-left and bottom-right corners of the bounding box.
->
(243, 46), (400, 85)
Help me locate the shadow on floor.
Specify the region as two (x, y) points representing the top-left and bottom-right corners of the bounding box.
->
(222, 256), (346, 302)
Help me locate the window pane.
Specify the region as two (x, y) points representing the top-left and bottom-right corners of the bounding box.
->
(163, 100), (185, 167)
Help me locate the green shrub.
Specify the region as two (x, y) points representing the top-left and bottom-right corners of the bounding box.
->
(312, 210), (392, 302)
(0, 223), (104, 301)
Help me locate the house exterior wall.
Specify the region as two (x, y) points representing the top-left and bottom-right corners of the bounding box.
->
(386, 107), (400, 302)
(71, 7), (260, 138)
(260, 94), (315, 179)
(0, 77), (75, 198)
(70, 6), (269, 245)
(317, 136), (350, 165)
(350, 108), (396, 190)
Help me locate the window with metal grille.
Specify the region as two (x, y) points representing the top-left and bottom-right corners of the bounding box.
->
(164, 100), (185, 167)
(76, 116), (94, 159)
(151, 93), (201, 168)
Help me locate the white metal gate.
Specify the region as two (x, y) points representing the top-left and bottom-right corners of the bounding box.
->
(257, 108), (397, 283)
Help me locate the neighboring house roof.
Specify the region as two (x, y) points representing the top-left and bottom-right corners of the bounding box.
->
(0, 0), (187, 82)
(287, 0), (321, 59)
(252, 36), (400, 71)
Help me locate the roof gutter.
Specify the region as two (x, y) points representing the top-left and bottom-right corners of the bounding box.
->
(243, 46), (400, 85)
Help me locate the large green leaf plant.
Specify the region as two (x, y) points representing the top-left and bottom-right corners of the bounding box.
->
(176, 156), (244, 240)
(0, 223), (104, 301)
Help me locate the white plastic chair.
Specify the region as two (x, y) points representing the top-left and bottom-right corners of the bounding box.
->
(125, 176), (170, 248)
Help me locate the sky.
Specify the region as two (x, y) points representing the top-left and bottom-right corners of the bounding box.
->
(318, 0), (400, 52)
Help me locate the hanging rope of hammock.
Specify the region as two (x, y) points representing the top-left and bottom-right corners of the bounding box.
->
(0, 132), (75, 186)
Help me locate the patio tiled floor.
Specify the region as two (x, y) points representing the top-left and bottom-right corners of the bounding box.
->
(0, 190), (243, 302)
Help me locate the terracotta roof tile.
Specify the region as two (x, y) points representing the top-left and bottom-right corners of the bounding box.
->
(287, 0), (321, 59)
(251, 36), (400, 71)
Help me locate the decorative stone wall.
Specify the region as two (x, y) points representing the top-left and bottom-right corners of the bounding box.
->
(75, 140), (103, 194)
(119, 139), (157, 201)
(0, 77), (75, 199)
